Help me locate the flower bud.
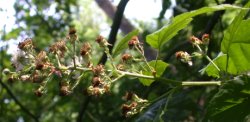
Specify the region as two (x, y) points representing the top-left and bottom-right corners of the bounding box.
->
(69, 28), (76, 35)
(59, 82), (70, 96)
(128, 36), (139, 49)
(92, 77), (103, 87)
(175, 51), (193, 66)
(35, 51), (48, 70)
(122, 54), (132, 63)
(49, 40), (67, 57)
(18, 38), (33, 51)
(92, 64), (105, 76)
(189, 36), (202, 45)
(202, 33), (210, 45)
(95, 35), (111, 47)
(121, 104), (132, 116)
(80, 42), (91, 56)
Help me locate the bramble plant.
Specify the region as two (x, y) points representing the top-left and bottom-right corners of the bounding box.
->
(2, 2), (250, 121)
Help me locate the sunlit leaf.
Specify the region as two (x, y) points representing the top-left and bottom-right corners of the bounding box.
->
(139, 60), (168, 86)
(203, 2), (250, 77)
(146, 4), (243, 50)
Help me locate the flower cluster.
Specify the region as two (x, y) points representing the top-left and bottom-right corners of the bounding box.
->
(3, 28), (159, 118)
(87, 64), (110, 96)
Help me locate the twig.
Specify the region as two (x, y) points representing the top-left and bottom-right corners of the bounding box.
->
(0, 80), (39, 122)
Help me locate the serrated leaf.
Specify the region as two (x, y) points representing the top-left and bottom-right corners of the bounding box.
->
(203, 2), (250, 77)
(139, 60), (169, 86)
(221, 19), (250, 73)
(112, 29), (139, 57)
(146, 4), (244, 50)
(204, 76), (250, 121)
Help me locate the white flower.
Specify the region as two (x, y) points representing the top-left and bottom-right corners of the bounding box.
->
(11, 50), (28, 71)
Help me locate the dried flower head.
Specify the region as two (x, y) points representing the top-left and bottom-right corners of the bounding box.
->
(68, 28), (78, 42)
(121, 104), (132, 116)
(49, 40), (67, 57)
(31, 71), (44, 83)
(69, 28), (77, 35)
(92, 64), (105, 76)
(96, 35), (104, 44)
(190, 36), (202, 45)
(128, 36), (139, 49)
(117, 64), (125, 71)
(59, 82), (70, 96)
(35, 51), (48, 70)
(92, 76), (103, 87)
(121, 102), (138, 117)
(122, 54), (132, 62)
(80, 42), (91, 56)
(18, 38), (33, 51)
(95, 35), (111, 47)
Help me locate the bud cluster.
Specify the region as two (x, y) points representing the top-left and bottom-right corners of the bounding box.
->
(121, 92), (148, 117)
(176, 34), (211, 66)
(87, 64), (110, 96)
(189, 34), (210, 45)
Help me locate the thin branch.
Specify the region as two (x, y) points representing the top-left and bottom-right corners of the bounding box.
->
(99, 0), (130, 64)
(0, 80), (39, 122)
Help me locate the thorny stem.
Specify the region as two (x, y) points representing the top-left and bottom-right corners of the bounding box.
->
(195, 44), (220, 72)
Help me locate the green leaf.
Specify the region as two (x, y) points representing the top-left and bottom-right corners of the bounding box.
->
(203, 2), (250, 77)
(139, 60), (169, 86)
(204, 75), (250, 121)
(112, 29), (139, 57)
(201, 53), (237, 78)
(221, 19), (250, 73)
(146, 4), (244, 50)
